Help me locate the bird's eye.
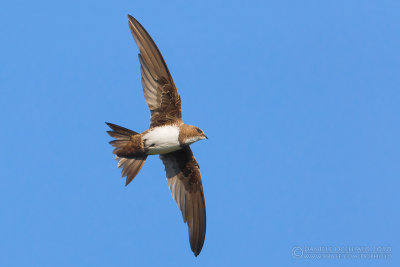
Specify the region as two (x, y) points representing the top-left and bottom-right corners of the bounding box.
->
(196, 128), (202, 133)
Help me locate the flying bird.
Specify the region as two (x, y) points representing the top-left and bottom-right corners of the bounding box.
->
(106, 15), (207, 257)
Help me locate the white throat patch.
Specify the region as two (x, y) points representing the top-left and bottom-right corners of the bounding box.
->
(184, 136), (199, 145)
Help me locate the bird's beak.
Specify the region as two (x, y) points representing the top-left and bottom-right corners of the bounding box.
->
(204, 135), (208, 139)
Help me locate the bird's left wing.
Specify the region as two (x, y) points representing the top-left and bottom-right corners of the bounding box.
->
(128, 15), (182, 128)
(159, 147), (206, 256)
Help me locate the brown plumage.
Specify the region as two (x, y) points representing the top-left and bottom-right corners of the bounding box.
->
(128, 15), (182, 128)
(178, 124), (207, 145)
(107, 122), (146, 157)
(160, 147), (206, 256)
(106, 14), (208, 256)
(106, 122), (147, 185)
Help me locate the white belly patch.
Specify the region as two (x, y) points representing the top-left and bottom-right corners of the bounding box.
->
(143, 125), (181, 155)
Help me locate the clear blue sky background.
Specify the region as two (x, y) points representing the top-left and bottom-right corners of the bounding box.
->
(1, 1), (399, 266)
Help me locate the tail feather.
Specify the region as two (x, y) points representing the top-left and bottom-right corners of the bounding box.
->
(106, 122), (147, 185)
(106, 122), (144, 157)
(107, 131), (131, 140)
(106, 122), (138, 136)
(116, 156), (147, 186)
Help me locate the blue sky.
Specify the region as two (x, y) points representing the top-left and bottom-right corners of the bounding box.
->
(1, 0), (399, 266)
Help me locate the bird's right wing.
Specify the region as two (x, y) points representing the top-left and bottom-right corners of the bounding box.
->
(128, 15), (182, 128)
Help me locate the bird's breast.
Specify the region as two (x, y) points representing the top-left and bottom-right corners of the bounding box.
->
(143, 125), (181, 155)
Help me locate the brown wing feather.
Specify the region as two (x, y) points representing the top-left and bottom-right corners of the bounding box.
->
(160, 147), (206, 256)
(128, 15), (182, 128)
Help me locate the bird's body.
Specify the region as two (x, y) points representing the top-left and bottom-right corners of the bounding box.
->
(143, 125), (181, 155)
(106, 15), (208, 257)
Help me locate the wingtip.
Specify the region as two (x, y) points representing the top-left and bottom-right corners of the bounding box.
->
(127, 14), (137, 24)
(127, 14), (139, 36)
(193, 245), (202, 257)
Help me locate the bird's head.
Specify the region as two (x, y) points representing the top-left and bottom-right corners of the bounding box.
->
(179, 124), (208, 145)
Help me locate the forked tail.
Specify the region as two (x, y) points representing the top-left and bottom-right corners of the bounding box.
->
(106, 122), (147, 185)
